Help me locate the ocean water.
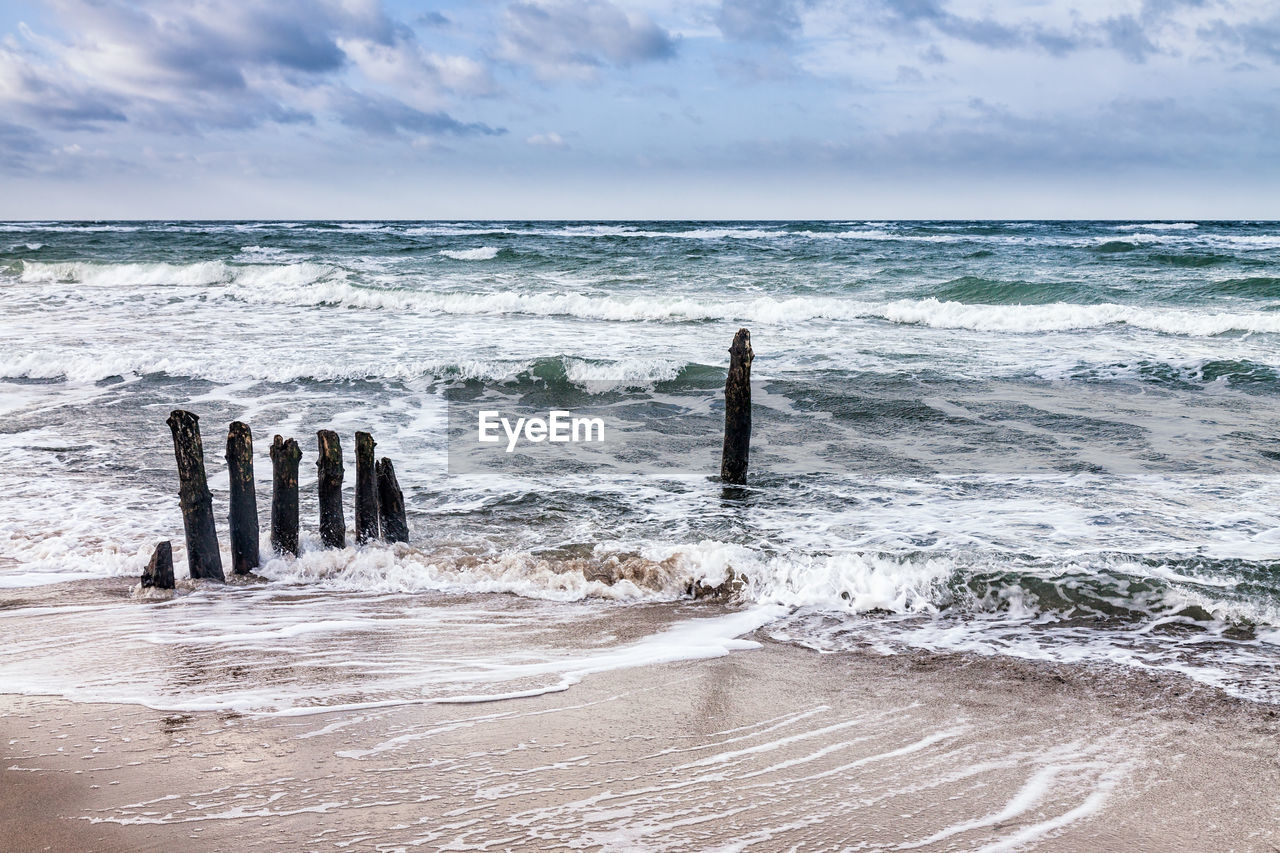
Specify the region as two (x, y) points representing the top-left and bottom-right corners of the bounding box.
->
(1, 220), (1279, 711)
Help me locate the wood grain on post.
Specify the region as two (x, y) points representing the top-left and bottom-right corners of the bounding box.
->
(355, 431), (380, 544)
(225, 421), (260, 575)
(316, 430), (346, 549)
(269, 435), (302, 556)
(166, 410), (225, 581)
(720, 328), (754, 485)
(141, 541), (175, 590)
(376, 458), (409, 543)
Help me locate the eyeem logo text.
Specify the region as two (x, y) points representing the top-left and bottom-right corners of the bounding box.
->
(477, 410), (606, 452)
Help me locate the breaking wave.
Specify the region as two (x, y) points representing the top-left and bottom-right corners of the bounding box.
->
(440, 246), (501, 260)
(164, 539), (1280, 639)
(18, 259), (340, 288)
(0, 350), (705, 385)
(13, 259), (1280, 337)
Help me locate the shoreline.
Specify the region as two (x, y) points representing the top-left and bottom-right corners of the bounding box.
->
(4, 635), (1277, 851)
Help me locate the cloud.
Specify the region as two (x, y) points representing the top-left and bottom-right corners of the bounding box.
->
(716, 0), (805, 43)
(330, 90), (504, 137)
(526, 131), (568, 147)
(860, 0), (1203, 59)
(0, 120), (48, 171)
(1101, 15), (1159, 62)
(877, 0), (1021, 48)
(340, 34), (499, 100)
(499, 0), (677, 80)
(416, 12), (452, 29)
(1200, 13), (1280, 63)
(0, 0), (497, 136)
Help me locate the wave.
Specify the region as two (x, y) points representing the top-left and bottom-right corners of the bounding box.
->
(440, 246), (501, 261)
(1042, 358), (1280, 391)
(13, 259), (1280, 337)
(20, 259), (233, 286)
(222, 541), (1280, 639)
(235, 246), (309, 263)
(1204, 277), (1280, 297)
(18, 259), (342, 288)
(0, 350), (703, 385)
(218, 271), (1280, 336)
(930, 276), (1096, 305)
(1115, 222), (1199, 231)
(1147, 253), (1232, 268)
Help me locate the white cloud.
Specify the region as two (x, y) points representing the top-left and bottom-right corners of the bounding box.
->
(526, 131), (568, 147)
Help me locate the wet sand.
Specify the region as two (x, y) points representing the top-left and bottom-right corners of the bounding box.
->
(3, 639), (1278, 852)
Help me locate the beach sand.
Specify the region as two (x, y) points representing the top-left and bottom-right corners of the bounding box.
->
(3, 637), (1278, 852)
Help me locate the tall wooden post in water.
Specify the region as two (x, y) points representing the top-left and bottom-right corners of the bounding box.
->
(354, 431), (380, 544)
(225, 421), (260, 575)
(270, 435), (302, 556)
(166, 410), (225, 581)
(316, 430), (346, 548)
(720, 328), (754, 485)
(377, 458), (409, 543)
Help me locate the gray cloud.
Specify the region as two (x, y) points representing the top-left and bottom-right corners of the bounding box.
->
(863, 0), (1206, 60)
(0, 120), (48, 172)
(1101, 15), (1159, 63)
(47, 0), (399, 91)
(499, 0), (676, 79)
(716, 0), (805, 43)
(1, 1), (496, 138)
(878, 0), (1017, 47)
(330, 90), (504, 138)
(417, 12), (452, 28)
(1200, 14), (1280, 63)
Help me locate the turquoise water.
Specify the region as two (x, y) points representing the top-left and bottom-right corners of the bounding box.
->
(1, 220), (1278, 706)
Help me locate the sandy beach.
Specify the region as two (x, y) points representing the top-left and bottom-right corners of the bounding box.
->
(4, 631), (1278, 852)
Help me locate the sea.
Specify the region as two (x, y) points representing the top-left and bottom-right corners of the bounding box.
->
(1, 219), (1278, 713)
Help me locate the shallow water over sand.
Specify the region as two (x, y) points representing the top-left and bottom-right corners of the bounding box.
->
(4, 638), (1276, 852)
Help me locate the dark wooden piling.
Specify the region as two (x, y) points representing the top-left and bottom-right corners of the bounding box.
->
(355, 431), (380, 544)
(225, 421), (260, 575)
(270, 435), (302, 556)
(316, 430), (346, 549)
(141, 541), (175, 590)
(166, 410), (225, 582)
(376, 458), (408, 543)
(720, 328), (754, 485)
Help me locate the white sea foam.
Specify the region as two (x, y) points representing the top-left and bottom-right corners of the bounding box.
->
(20, 259), (232, 286)
(18, 259), (343, 289)
(235, 245), (308, 263)
(440, 246), (501, 260)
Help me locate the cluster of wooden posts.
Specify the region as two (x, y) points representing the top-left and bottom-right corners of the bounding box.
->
(142, 327), (754, 589)
(142, 411), (410, 590)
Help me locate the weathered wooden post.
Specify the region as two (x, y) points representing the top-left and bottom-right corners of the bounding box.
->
(166, 410), (225, 581)
(316, 430), (346, 548)
(720, 328), (754, 485)
(225, 421), (260, 575)
(270, 435), (302, 556)
(376, 458), (408, 543)
(355, 431), (380, 544)
(141, 541), (175, 590)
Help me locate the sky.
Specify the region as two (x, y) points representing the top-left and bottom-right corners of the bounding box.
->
(0, 0), (1277, 219)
